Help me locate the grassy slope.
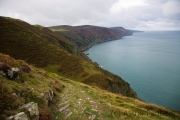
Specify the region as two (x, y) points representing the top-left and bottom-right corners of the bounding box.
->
(1, 16), (179, 119)
(34, 25), (78, 55)
(0, 16), (137, 98)
(55, 76), (180, 120)
(1, 53), (179, 120)
(0, 53), (64, 119)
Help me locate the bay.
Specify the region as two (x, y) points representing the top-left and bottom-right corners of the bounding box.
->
(85, 31), (180, 111)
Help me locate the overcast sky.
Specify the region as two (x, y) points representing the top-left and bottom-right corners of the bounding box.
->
(0, 0), (180, 30)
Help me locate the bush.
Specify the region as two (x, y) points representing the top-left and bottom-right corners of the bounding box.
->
(0, 82), (17, 114)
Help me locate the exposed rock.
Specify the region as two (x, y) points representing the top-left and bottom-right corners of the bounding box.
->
(86, 111), (93, 115)
(7, 68), (20, 79)
(59, 104), (70, 112)
(27, 88), (34, 93)
(14, 112), (28, 120)
(0, 70), (6, 77)
(63, 100), (70, 105)
(0, 62), (20, 79)
(6, 116), (13, 120)
(40, 90), (54, 105)
(91, 115), (96, 120)
(19, 102), (39, 120)
(6, 112), (28, 120)
(88, 114), (96, 120)
(22, 82), (27, 86)
(40, 93), (44, 98)
(65, 112), (72, 119)
(31, 88), (34, 93)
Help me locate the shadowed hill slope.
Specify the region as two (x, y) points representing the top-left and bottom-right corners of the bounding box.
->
(0, 16), (137, 98)
(48, 25), (132, 51)
(34, 25), (78, 55)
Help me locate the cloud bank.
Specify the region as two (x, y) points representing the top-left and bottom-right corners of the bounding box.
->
(0, 0), (180, 30)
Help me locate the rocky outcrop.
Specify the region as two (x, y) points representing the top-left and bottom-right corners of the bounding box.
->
(7, 68), (20, 79)
(6, 112), (28, 120)
(39, 90), (54, 106)
(20, 102), (39, 120)
(6, 102), (39, 120)
(0, 62), (20, 79)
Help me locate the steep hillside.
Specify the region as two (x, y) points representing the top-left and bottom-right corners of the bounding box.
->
(0, 16), (137, 98)
(0, 53), (180, 120)
(48, 25), (132, 51)
(0, 53), (64, 119)
(34, 25), (78, 55)
(2, 17), (77, 55)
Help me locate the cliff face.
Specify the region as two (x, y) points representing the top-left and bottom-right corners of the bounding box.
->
(82, 74), (136, 98)
(48, 25), (132, 51)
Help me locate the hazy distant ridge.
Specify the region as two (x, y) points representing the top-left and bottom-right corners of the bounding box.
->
(49, 25), (132, 51)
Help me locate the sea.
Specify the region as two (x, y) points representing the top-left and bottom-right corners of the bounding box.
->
(84, 31), (180, 111)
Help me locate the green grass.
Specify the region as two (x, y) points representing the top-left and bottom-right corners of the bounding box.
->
(1, 53), (180, 119)
(49, 74), (180, 120)
(0, 53), (64, 119)
(0, 16), (138, 98)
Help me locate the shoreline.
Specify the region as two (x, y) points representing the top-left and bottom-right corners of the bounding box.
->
(80, 32), (133, 52)
(80, 37), (127, 52)
(84, 31), (180, 111)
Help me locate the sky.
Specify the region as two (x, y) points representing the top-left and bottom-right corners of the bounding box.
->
(0, 0), (180, 30)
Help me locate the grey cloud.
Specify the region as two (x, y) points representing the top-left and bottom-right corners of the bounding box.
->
(0, 0), (179, 30)
(162, 0), (180, 16)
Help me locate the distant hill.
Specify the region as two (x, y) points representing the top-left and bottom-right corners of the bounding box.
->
(48, 25), (132, 51)
(129, 30), (144, 32)
(0, 16), (137, 98)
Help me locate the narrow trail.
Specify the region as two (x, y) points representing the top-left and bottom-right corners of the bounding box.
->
(45, 75), (180, 120)
(53, 77), (180, 120)
(55, 80), (111, 120)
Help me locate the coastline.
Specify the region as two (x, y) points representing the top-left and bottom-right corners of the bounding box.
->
(85, 31), (180, 111)
(80, 36), (130, 52)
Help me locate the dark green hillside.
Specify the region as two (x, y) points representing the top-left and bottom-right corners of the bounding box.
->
(0, 16), (137, 98)
(49, 25), (132, 51)
(0, 16), (77, 55)
(34, 25), (78, 55)
(0, 16), (68, 67)
(0, 16), (86, 77)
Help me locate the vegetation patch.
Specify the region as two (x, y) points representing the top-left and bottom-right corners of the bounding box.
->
(0, 53), (64, 119)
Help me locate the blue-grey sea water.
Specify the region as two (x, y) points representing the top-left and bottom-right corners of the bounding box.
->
(85, 31), (180, 111)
